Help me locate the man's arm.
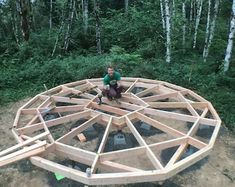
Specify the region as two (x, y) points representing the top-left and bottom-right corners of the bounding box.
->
(116, 72), (121, 88)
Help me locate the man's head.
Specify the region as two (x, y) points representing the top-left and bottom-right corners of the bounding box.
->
(107, 65), (114, 77)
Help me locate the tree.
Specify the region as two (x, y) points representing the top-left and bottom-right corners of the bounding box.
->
(82, 0), (88, 34)
(203, 0), (219, 61)
(193, 0), (203, 48)
(164, 0), (171, 63)
(63, 0), (76, 52)
(224, 0), (235, 72)
(94, 0), (101, 54)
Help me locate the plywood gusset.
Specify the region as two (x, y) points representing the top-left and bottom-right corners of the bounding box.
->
(0, 78), (221, 185)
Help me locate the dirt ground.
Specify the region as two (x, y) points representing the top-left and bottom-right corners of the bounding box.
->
(0, 98), (235, 187)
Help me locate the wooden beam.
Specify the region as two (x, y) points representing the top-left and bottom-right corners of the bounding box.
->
(136, 85), (159, 97)
(99, 161), (144, 172)
(56, 114), (101, 143)
(0, 131), (49, 157)
(136, 112), (185, 138)
(30, 156), (88, 184)
(125, 117), (163, 169)
(143, 107), (218, 126)
(142, 92), (179, 102)
(91, 117), (113, 173)
(90, 102), (129, 116)
(55, 142), (96, 164)
(17, 110), (91, 134)
(125, 79), (138, 93)
(0, 141), (46, 167)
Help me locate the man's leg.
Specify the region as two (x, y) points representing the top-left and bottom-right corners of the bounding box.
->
(115, 86), (123, 99)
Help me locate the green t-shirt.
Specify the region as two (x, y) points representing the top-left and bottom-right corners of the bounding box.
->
(103, 71), (121, 86)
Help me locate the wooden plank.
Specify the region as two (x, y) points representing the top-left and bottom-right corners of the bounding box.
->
(13, 110), (21, 127)
(52, 95), (90, 105)
(142, 92), (179, 102)
(21, 108), (38, 115)
(125, 79), (138, 93)
(137, 112), (185, 138)
(0, 131), (49, 157)
(56, 114), (101, 143)
(125, 117), (163, 169)
(149, 137), (188, 151)
(148, 102), (187, 108)
(55, 142), (96, 163)
(167, 146), (211, 178)
(90, 102), (129, 116)
(99, 161), (144, 172)
(30, 156), (88, 184)
(177, 93), (199, 117)
(17, 110), (91, 134)
(136, 85), (159, 97)
(91, 117), (113, 173)
(51, 105), (85, 113)
(165, 143), (188, 168)
(0, 141), (46, 167)
(143, 107), (218, 126)
(99, 146), (146, 162)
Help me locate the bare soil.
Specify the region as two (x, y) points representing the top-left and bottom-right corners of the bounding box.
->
(0, 98), (235, 187)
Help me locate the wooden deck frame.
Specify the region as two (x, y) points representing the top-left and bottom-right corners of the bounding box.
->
(0, 77), (221, 185)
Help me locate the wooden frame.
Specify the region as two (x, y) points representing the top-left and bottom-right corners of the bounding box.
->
(0, 77), (221, 185)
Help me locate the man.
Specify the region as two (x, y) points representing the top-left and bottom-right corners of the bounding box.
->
(98, 65), (122, 104)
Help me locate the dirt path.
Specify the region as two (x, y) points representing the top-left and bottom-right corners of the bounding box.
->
(0, 99), (235, 187)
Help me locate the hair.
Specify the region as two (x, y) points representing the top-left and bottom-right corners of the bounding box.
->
(107, 64), (114, 70)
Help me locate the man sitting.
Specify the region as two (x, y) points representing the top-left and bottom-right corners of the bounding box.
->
(98, 65), (123, 104)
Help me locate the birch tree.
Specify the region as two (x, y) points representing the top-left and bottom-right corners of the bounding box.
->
(224, 0), (235, 72)
(49, 0), (52, 29)
(203, 0), (219, 61)
(203, 0), (211, 61)
(82, 0), (88, 34)
(94, 0), (101, 54)
(63, 0), (76, 52)
(125, 0), (128, 13)
(193, 0), (203, 48)
(160, 0), (165, 30)
(182, 0), (186, 53)
(164, 0), (171, 63)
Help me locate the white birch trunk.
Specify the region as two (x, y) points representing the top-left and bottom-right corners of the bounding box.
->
(182, 0), (186, 53)
(203, 0), (211, 61)
(94, 0), (102, 54)
(64, 0), (75, 51)
(193, 0), (203, 48)
(204, 0), (219, 61)
(160, 0), (165, 30)
(125, 0), (129, 13)
(83, 0), (88, 34)
(190, 0), (193, 22)
(224, 0), (235, 72)
(49, 0), (52, 29)
(165, 0), (171, 63)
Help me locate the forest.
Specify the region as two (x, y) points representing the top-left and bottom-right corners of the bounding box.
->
(0, 0), (234, 131)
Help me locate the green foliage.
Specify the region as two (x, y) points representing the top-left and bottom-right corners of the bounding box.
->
(0, 0), (234, 133)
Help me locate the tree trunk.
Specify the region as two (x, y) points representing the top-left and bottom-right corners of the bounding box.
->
(224, 0), (235, 72)
(203, 0), (219, 61)
(83, 0), (88, 34)
(165, 0), (171, 63)
(10, 3), (20, 44)
(16, 0), (30, 41)
(125, 0), (129, 13)
(63, 0), (75, 52)
(182, 0), (186, 53)
(190, 0), (193, 22)
(49, 0), (53, 29)
(94, 0), (102, 54)
(193, 0), (203, 49)
(203, 0), (211, 61)
(160, 0), (165, 30)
